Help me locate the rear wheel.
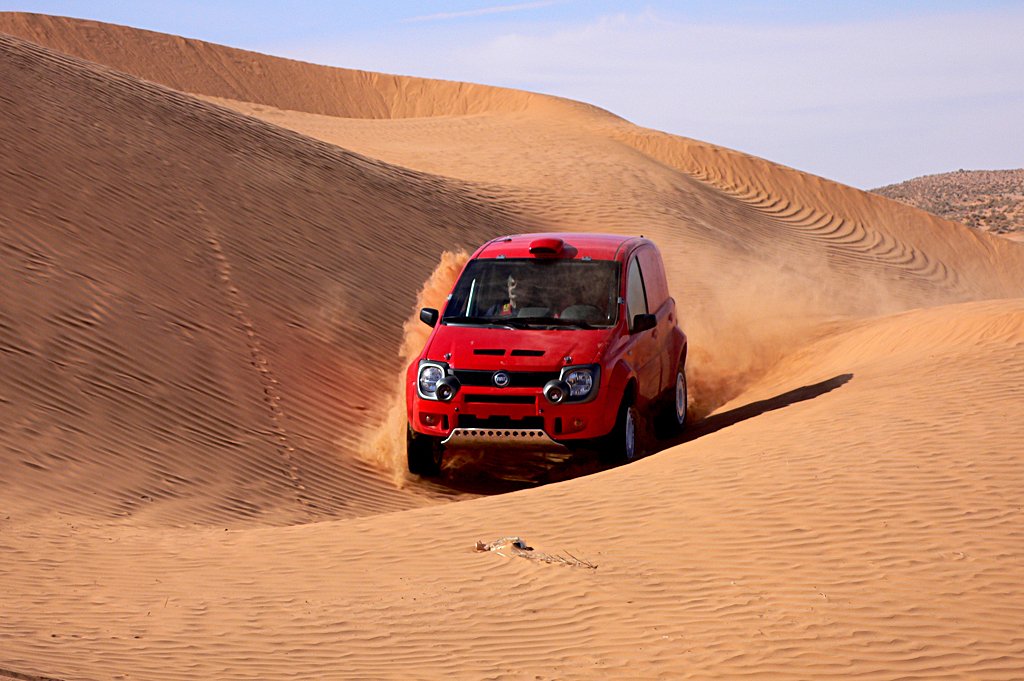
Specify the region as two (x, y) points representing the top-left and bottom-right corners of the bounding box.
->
(407, 426), (443, 476)
(671, 361), (688, 430)
(656, 357), (688, 437)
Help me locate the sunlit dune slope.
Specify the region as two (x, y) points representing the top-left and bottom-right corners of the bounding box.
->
(0, 33), (518, 526)
(213, 99), (1024, 306)
(3, 299), (1022, 679)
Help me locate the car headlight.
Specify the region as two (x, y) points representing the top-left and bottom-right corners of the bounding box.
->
(417, 362), (446, 399)
(561, 365), (599, 400)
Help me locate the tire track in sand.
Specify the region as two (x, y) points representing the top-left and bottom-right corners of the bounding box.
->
(195, 202), (312, 516)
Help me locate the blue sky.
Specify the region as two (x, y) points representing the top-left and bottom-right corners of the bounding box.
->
(4, 1), (1022, 188)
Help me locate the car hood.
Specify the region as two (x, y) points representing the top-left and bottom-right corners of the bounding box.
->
(424, 324), (611, 371)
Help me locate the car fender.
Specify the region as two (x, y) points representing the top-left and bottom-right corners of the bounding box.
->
(578, 357), (634, 438)
(668, 327), (687, 368)
(405, 357), (422, 421)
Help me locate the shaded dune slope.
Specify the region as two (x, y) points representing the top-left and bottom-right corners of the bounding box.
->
(0, 34), (519, 526)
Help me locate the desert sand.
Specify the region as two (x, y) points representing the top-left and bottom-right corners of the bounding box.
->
(2, 13), (1023, 680)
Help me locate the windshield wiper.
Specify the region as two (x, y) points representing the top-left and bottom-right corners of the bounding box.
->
(444, 316), (491, 324)
(443, 316), (521, 329)
(514, 317), (596, 329)
(444, 316), (598, 330)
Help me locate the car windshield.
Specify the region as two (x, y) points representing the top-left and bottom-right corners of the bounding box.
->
(442, 258), (620, 328)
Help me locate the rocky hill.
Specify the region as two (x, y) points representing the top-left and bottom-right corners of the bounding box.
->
(873, 169), (1024, 237)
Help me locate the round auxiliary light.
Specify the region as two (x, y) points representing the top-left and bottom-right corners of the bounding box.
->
(543, 379), (570, 404)
(435, 376), (460, 402)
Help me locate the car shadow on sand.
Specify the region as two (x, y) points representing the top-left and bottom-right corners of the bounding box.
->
(425, 372), (853, 495)
(668, 372), (854, 447)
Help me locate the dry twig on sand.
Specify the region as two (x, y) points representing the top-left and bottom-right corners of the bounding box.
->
(475, 536), (597, 569)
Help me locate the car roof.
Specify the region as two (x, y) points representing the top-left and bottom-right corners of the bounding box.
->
(473, 233), (644, 261)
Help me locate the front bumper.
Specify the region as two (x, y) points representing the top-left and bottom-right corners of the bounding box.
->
(410, 385), (616, 444)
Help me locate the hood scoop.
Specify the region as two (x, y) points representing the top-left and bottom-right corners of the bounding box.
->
(471, 348), (546, 357)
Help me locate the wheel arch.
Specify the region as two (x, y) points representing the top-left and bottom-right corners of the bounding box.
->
(622, 376), (639, 406)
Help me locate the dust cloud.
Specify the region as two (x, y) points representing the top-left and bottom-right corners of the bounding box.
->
(361, 250), (469, 485)
(676, 255), (898, 420)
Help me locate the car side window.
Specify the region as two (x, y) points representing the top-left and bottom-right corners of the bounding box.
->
(636, 245), (669, 313)
(626, 257), (648, 326)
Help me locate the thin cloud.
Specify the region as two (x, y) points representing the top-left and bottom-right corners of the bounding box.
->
(404, 1), (558, 24)
(289, 7), (1024, 188)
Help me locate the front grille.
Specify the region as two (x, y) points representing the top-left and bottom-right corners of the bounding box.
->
(457, 415), (544, 429)
(454, 369), (559, 388)
(464, 394), (536, 405)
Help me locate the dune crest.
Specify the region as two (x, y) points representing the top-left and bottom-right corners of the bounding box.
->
(0, 12), (614, 121)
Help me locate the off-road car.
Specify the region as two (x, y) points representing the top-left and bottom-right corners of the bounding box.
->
(406, 233), (687, 475)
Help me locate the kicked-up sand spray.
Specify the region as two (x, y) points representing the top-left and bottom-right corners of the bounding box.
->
(362, 251), (469, 486)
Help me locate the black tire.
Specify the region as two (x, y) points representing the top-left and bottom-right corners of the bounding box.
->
(656, 357), (688, 438)
(601, 397), (640, 465)
(407, 426), (443, 476)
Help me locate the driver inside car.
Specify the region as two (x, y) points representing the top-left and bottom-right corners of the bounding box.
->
(488, 273), (520, 316)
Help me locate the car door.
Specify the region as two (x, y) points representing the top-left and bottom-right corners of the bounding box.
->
(636, 244), (674, 394)
(624, 254), (661, 405)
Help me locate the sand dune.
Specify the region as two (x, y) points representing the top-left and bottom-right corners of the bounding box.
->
(2, 13), (1023, 680)
(0, 32), (510, 526)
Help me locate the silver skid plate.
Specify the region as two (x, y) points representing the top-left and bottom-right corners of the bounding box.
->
(442, 428), (567, 450)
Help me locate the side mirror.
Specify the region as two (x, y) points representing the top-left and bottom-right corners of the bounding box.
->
(419, 307), (439, 327)
(631, 313), (656, 334)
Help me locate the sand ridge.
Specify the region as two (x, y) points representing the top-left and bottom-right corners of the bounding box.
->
(2, 13), (1023, 680)
(0, 12), (614, 122)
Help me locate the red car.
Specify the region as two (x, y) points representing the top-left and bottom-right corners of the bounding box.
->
(406, 233), (688, 475)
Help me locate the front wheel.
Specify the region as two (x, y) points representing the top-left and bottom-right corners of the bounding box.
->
(601, 398), (640, 464)
(407, 426), (443, 476)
